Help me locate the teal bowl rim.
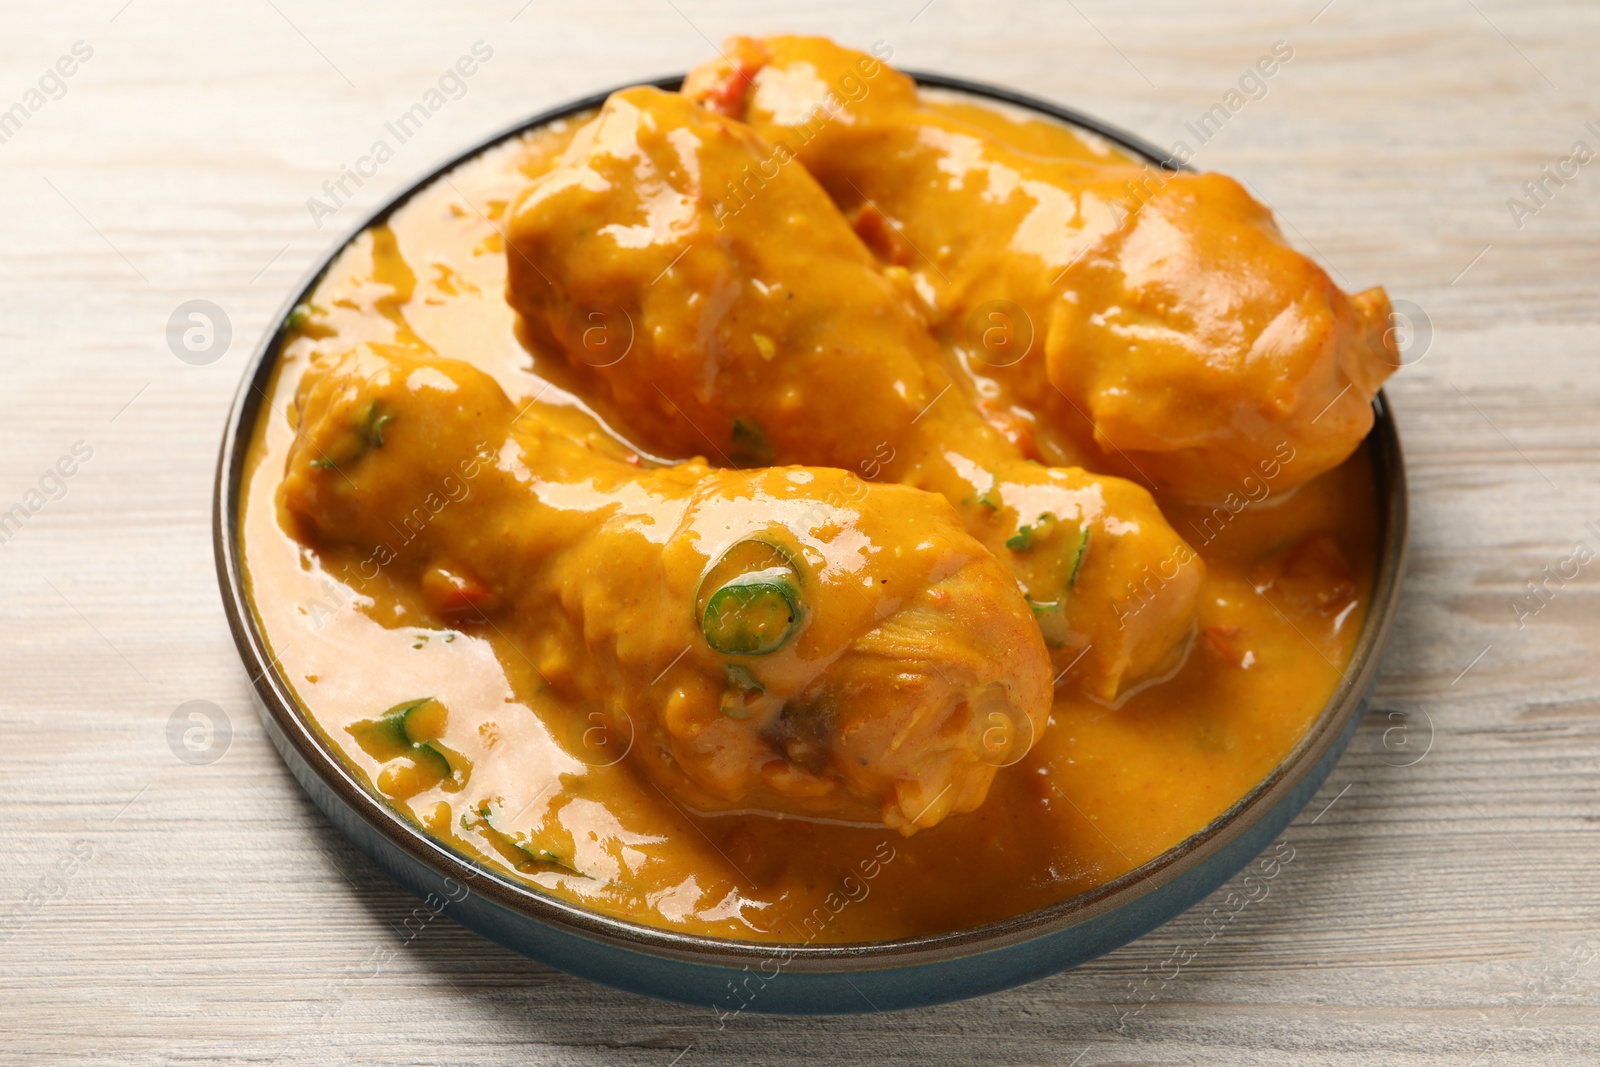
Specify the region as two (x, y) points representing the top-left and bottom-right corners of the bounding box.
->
(213, 70), (1408, 1009)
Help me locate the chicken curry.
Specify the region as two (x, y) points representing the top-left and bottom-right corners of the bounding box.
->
(239, 36), (1394, 943)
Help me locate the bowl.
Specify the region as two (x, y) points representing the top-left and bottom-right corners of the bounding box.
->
(213, 71), (1408, 1015)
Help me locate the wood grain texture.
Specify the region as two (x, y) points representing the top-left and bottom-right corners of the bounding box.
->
(2, 0), (1598, 1063)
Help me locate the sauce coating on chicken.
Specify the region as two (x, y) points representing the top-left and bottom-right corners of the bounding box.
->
(505, 86), (1202, 700)
(283, 344), (1051, 832)
(686, 35), (1398, 501)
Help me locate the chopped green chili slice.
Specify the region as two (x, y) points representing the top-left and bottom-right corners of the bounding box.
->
(1020, 526), (1089, 651)
(702, 568), (800, 656)
(1006, 512), (1059, 553)
(284, 302), (336, 339)
(721, 663), (767, 719)
(974, 473), (1002, 510)
(368, 409), (396, 447)
(346, 697), (465, 789)
(308, 402), (395, 471)
(1066, 527), (1090, 588)
(348, 696), (433, 757)
(729, 416), (775, 467)
(470, 805), (580, 876)
(694, 537), (806, 656)
(411, 741), (452, 778)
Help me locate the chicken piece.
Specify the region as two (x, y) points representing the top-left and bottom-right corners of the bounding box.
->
(282, 343), (1052, 832)
(684, 36), (1399, 501)
(505, 86), (1202, 701)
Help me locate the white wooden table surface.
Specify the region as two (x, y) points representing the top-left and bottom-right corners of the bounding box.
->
(4, 1), (1598, 1063)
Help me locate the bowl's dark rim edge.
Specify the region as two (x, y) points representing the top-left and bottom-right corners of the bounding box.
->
(213, 70), (1409, 973)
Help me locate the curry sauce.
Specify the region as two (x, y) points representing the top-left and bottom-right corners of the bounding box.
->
(239, 85), (1379, 943)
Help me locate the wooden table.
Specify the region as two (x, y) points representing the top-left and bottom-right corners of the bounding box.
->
(4, 1), (1597, 1063)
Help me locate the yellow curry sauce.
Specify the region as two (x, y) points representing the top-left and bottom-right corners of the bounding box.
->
(240, 99), (1376, 943)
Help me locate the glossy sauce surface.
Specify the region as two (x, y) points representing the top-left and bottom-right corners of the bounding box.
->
(239, 99), (1377, 943)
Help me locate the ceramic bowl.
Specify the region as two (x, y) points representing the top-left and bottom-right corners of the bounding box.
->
(214, 72), (1408, 1015)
